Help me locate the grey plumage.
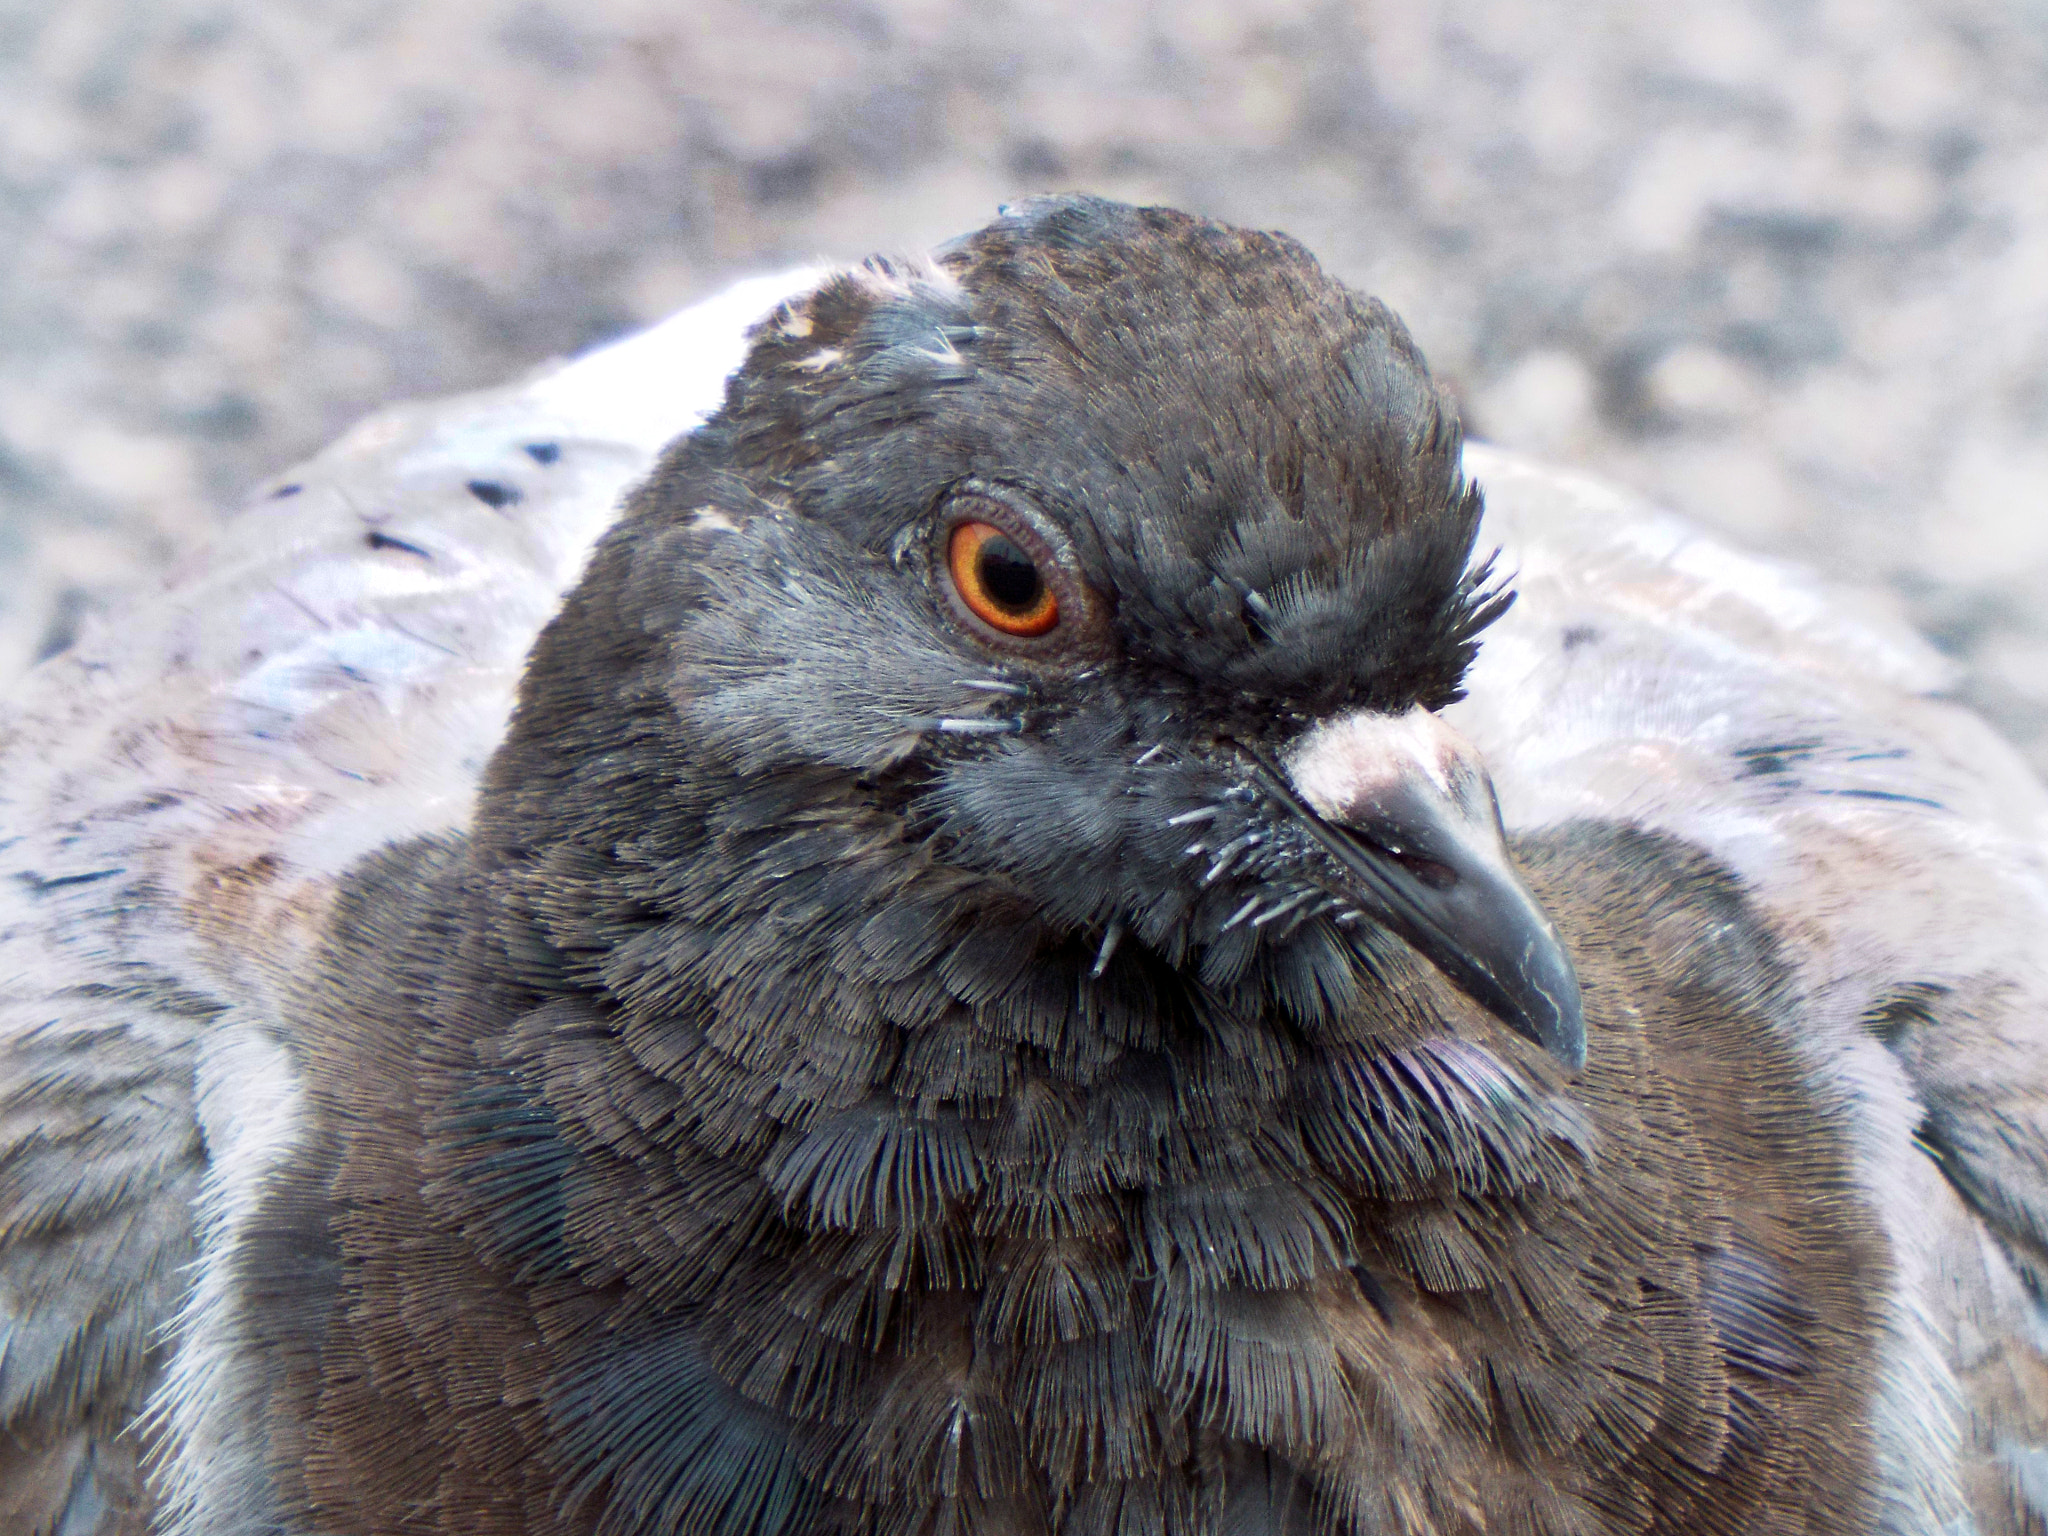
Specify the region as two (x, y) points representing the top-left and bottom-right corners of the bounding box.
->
(0, 200), (2042, 1536)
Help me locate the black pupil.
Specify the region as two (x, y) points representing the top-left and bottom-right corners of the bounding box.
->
(977, 536), (1043, 612)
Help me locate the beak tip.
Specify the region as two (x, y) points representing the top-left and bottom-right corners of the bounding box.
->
(1508, 961), (1587, 1073)
(1268, 709), (1591, 1074)
(1545, 1004), (1589, 1074)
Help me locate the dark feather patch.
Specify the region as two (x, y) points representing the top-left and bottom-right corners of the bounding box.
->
(764, 1103), (981, 1232)
(548, 1322), (819, 1536)
(1699, 1236), (1815, 1383)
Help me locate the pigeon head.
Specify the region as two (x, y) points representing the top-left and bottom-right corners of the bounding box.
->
(477, 196), (1583, 1105)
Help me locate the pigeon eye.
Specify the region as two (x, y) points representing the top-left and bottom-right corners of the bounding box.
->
(947, 520), (1060, 637)
(934, 488), (1108, 659)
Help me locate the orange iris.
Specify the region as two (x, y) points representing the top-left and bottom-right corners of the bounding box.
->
(947, 521), (1060, 637)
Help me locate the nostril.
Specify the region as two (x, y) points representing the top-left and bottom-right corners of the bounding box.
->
(1325, 808), (1462, 893)
(1386, 847), (1457, 891)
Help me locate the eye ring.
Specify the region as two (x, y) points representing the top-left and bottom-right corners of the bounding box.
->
(948, 520), (1059, 636)
(933, 486), (1108, 659)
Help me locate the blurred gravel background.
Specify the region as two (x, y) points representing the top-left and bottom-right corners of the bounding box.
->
(6, 0), (2048, 763)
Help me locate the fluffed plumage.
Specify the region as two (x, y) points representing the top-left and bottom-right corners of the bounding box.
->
(2, 198), (2044, 1536)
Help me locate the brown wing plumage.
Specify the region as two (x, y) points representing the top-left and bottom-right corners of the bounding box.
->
(1456, 444), (2048, 1534)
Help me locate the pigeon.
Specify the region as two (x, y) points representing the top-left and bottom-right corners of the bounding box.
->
(2, 196), (2045, 1536)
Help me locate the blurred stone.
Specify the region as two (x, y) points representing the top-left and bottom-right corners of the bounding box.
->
(1474, 351), (1600, 459)
(1647, 346), (1763, 424)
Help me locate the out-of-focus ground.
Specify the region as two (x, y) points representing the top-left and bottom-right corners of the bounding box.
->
(6, 0), (2048, 765)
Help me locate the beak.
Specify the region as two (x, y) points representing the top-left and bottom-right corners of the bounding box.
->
(1262, 707), (1586, 1071)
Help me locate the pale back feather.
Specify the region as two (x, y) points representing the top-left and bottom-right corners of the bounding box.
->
(0, 270), (822, 1535)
